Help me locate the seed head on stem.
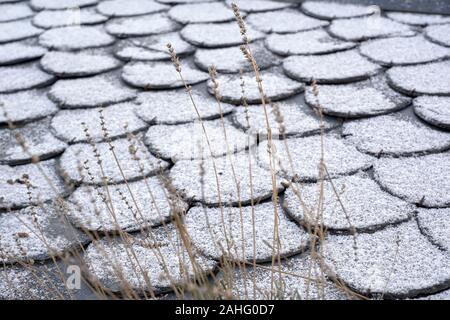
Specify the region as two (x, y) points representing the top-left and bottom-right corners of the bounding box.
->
(231, 2), (248, 45)
(166, 43), (181, 73)
(312, 79), (320, 97)
(208, 65), (222, 102)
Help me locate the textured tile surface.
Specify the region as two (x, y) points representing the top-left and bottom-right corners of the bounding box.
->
(322, 221), (450, 298)
(184, 202), (309, 262)
(1, 0), (450, 300)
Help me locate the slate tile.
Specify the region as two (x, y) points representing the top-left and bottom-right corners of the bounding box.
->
(184, 202), (309, 262)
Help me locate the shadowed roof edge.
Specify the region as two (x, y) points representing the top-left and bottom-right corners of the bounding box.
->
(278, 0), (450, 15)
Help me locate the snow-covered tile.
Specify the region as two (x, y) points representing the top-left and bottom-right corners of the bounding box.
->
(49, 74), (136, 108)
(114, 32), (194, 62)
(283, 49), (381, 84)
(0, 19), (43, 44)
(233, 101), (340, 138)
(122, 61), (208, 89)
(84, 224), (217, 293)
(169, 152), (283, 206)
(0, 63), (55, 94)
(41, 51), (121, 78)
(360, 35), (450, 66)
(0, 3), (33, 23)
(414, 96), (450, 130)
(246, 9), (329, 34)
(322, 221), (450, 298)
(194, 41), (278, 74)
(0, 41), (46, 66)
(0, 89), (57, 125)
(105, 13), (180, 38)
(39, 26), (115, 51)
(136, 89), (233, 125)
(329, 16), (416, 42)
(0, 119), (67, 165)
(387, 12), (450, 27)
(97, 0), (168, 17)
(304, 75), (411, 118)
(0, 203), (88, 264)
(144, 118), (254, 161)
(32, 8), (108, 29)
(284, 173), (415, 232)
(220, 255), (352, 300)
(257, 135), (373, 182)
(225, 0), (293, 13)
(31, 0), (98, 10)
(373, 153), (450, 208)
(417, 208), (450, 252)
(301, 1), (374, 20)
(0, 159), (66, 210)
(343, 114), (450, 157)
(425, 24), (450, 47)
(51, 102), (147, 143)
(180, 21), (265, 48)
(60, 136), (169, 185)
(115, 44), (170, 62)
(67, 177), (188, 232)
(265, 29), (356, 56)
(168, 2), (236, 24)
(129, 31), (192, 54)
(387, 60), (450, 96)
(184, 202), (309, 262)
(208, 70), (304, 105)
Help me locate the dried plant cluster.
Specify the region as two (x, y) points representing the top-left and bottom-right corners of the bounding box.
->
(1, 0), (449, 301)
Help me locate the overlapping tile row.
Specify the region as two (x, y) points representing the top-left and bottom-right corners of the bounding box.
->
(0, 0), (449, 300)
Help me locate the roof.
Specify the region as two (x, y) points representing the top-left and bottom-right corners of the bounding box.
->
(0, 0), (450, 300)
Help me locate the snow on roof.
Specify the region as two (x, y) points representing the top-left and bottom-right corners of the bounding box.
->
(0, 0), (449, 300)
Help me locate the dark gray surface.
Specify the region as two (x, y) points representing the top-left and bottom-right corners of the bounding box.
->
(281, 0), (450, 14)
